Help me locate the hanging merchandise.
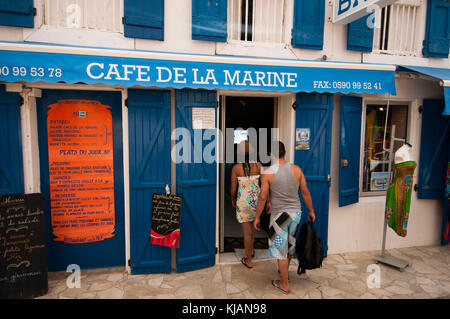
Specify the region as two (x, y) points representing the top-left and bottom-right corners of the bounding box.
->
(385, 144), (416, 237)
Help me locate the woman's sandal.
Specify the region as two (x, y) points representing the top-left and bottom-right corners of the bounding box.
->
(272, 279), (289, 294)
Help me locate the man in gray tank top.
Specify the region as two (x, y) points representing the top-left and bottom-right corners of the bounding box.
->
(254, 141), (315, 294)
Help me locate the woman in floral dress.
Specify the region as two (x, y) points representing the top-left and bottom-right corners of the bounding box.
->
(231, 141), (263, 268)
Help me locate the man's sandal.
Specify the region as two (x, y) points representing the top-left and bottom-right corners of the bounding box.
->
(241, 257), (253, 269)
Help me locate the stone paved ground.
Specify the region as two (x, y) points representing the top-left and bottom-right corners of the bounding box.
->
(37, 245), (450, 299)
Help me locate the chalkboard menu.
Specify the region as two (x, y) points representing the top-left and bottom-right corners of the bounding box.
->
(150, 194), (182, 248)
(0, 193), (48, 299)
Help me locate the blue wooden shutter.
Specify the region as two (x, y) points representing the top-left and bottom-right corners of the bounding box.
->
(175, 89), (217, 272)
(192, 0), (227, 42)
(423, 0), (450, 58)
(0, 0), (34, 28)
(294, 93), (333, 256)
(292, 0), (325, 50)
(0, 85), (24, 195)
(347, 14), (374, 52)
(124, 0), (164, 41)
(339, 96), (362, 207)
(418, 99), (450, 199)
(128, 89), (172, 274)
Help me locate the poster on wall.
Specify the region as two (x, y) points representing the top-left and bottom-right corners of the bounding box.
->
(150, 194), (182, 248)
(192, 108), (215, 130)
(46, 99), (115, 244)
(295, 128), (310, 150)
(0, 193), (48, 299)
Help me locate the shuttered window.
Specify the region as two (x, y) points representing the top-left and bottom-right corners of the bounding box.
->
(339, 96), (363, 206)
(418, 99), (449, 199)
(423, 0), (450, 58)
(123, 0), (164, 41)
(0, 85), (24, 195)
(347, 14), (374, 52)
(192, 0), (227, 42)
(292, 0), (325, 50)
(0, 0), (34, 28)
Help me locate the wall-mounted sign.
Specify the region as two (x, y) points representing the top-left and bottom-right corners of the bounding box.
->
(192, 107), (216, 130)
(0, 193), (48, 299)
(150, 194), (182, 248)
(47, 99), (115, 244)
(296, 128), (310, 151)
(333, 0), (399, 24)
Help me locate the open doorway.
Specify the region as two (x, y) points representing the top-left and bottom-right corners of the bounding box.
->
(219, 96), (277, 257)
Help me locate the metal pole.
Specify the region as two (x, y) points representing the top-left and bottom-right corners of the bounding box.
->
(380, 125), (396, 257)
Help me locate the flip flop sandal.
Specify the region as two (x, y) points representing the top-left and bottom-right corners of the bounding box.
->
(241, 257), (253, 269)
(272, 279), (289, 295)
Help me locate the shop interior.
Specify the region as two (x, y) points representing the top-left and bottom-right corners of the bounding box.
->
(220, 96), (276, 256)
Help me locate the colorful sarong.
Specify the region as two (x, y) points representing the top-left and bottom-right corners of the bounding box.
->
(385, 161), (417, 237)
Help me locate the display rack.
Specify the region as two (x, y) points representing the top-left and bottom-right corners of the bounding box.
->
(375, 125), (410, 272)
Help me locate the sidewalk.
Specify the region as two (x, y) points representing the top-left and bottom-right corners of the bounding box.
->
(37, 245), (450, 299)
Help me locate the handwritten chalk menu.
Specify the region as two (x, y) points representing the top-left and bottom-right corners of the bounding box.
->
(0, 193), (48, 299)
(150, 194), (182, 248)
(47, 100), (115, 244)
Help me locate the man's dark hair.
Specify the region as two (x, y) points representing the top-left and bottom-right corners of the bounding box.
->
(271, 141), (286, 159)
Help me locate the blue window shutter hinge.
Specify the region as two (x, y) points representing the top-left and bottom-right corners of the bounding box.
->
(124, 98), (128, 107)
(34, 8), (36, 16)
(20, 96), (24, 106)
(128, 259), (132, 267)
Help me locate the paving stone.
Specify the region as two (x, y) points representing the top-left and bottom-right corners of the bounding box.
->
(77, 292), (97, 299)
(97, 287), (124, 299)
(147, 276), (164, 288)
(88, 281), (116, 292)
(226, 283), (242, 295)
(385, 285), (415, 295)
(107, 273), (124, 282)
(174, 285), (204, 299)
(419, 284), (447, 296)
(320, 286), (343, 297)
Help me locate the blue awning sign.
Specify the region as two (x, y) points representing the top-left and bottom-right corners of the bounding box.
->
(398, 65), (450, 116)
(0, 42), (397, 95)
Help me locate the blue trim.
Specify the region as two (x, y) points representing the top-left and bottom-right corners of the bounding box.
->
(423, 0), (450, 58)
(418, 99), (450, 200)
(294, 93), (334, 257)
(175, 89), (217, 273)
(124, 0), (164, 41)
(0, 0), (34, 28)
(0, 84), (24, 195)
(292, 0), (325, 50)
(339, 96), (362, 207)
(347, 14), (374, 52)
(192, 0), (227, 42)
(127, 89), (172, 274)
